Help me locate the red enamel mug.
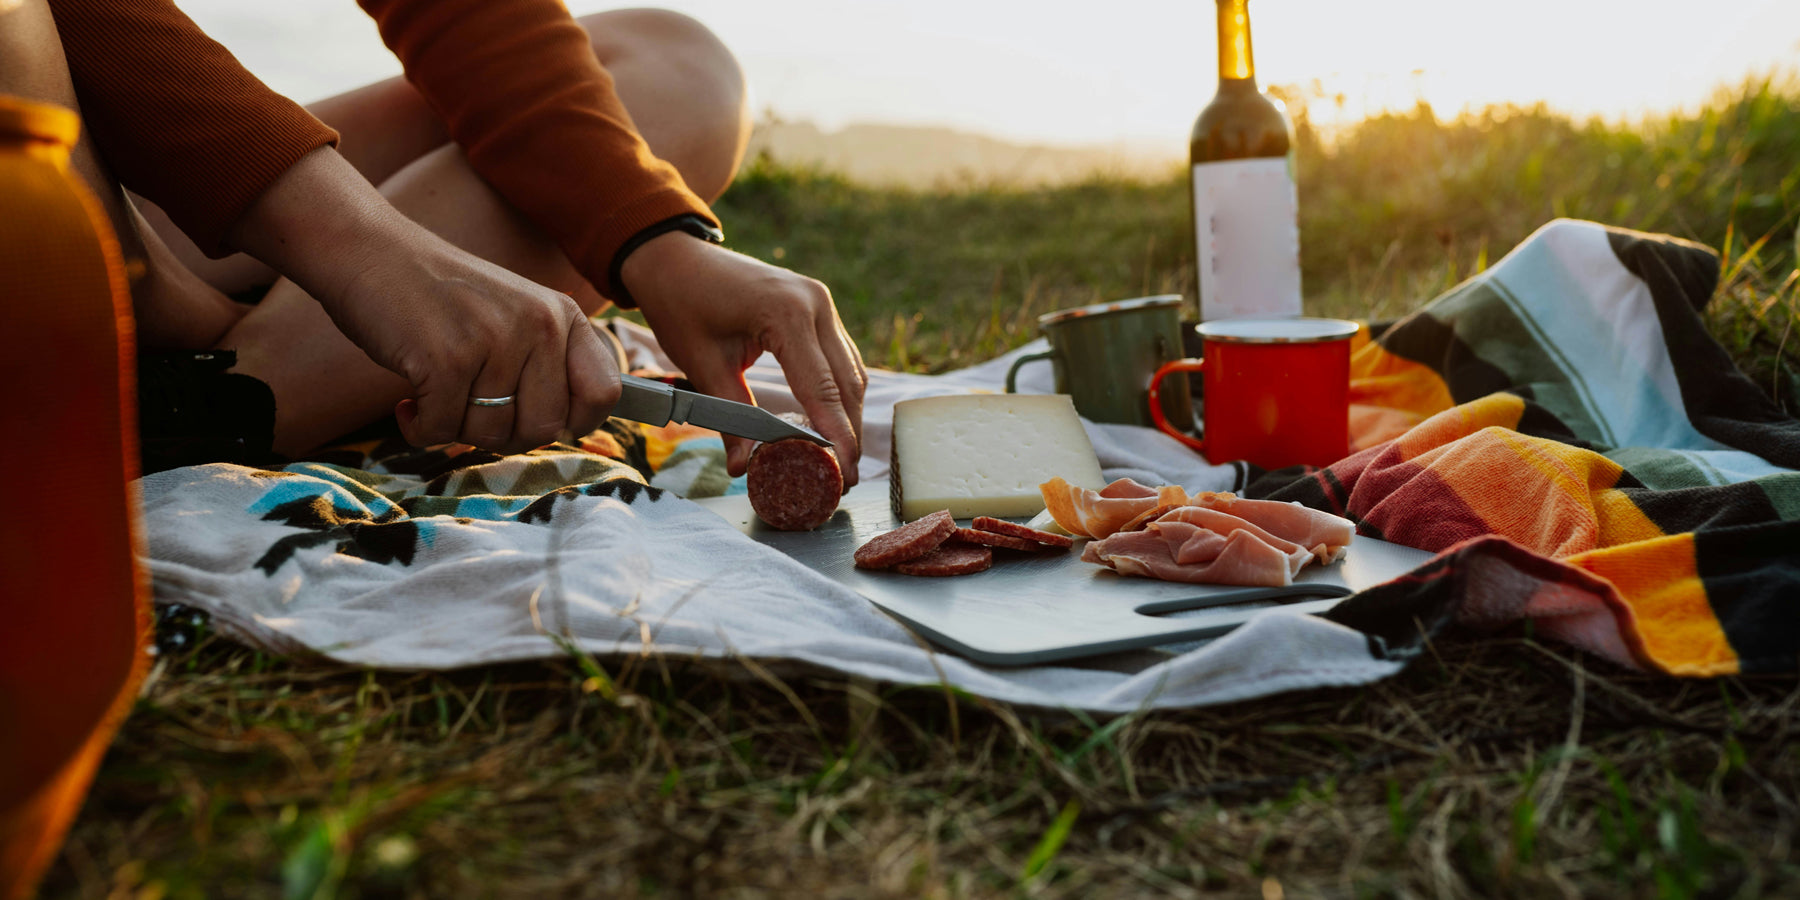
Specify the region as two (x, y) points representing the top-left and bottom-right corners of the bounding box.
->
(1149, 317), (1359, 469)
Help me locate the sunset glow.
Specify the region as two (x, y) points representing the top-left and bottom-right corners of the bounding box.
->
(178, 0), (1800, 155)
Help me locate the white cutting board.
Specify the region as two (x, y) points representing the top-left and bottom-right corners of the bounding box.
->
(695, 479), (1434, 666)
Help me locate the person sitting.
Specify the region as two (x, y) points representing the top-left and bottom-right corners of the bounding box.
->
(19, 0), (867, 480)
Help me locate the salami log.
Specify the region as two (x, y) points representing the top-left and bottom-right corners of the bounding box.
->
(893, 544), (993, 576)
(952, 526), (1045, 552)
(970, 516), (1076, 549)
(747, 438), (843, 531)
(854, 509), (955, 569)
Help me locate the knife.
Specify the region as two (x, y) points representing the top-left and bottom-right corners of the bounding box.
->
(612, 374), (832, 447)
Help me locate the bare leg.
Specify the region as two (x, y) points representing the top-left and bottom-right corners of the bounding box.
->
(315, 7), (750, 201)
(581, 7), (752, 203)
(139, 7), (751, 298)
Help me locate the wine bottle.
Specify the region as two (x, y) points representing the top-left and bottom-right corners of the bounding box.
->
(1189, 0), (1301, 322)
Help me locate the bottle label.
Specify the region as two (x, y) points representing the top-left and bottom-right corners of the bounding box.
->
(1192, 157), (1302, 321)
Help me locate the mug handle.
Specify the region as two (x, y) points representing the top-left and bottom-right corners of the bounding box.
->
(1149, 358), (1208, 453)
(1004, 350), (1054, 394)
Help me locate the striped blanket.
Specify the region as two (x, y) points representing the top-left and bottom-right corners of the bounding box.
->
(1265, 219), (1799, 676)
(139, 219), (1799, 710)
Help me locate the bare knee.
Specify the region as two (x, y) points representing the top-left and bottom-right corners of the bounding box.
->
(579, 8), (751, 201)
(583, 9), (738, 82)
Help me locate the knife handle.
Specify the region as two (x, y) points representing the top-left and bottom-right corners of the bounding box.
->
(613, 373), (676, 426)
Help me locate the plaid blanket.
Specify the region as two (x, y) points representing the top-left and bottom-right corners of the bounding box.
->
(138, 218), (1798, 711)
(1256, 219), (1800, 675)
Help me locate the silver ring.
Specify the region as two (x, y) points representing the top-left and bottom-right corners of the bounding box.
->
(468, 395), (517, 407)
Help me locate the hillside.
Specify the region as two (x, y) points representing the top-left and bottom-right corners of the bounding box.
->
(743, 120), (1180, 188)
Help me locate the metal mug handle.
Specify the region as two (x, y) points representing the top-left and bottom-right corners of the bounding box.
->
(1004, 350), (1055, 394)
(1149, 358), (1208, 453)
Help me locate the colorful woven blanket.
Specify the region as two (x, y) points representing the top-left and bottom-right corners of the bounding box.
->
(138, 219), (1798, 710)
(1260, 219), (1799, 676)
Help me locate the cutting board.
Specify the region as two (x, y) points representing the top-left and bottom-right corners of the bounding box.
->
(694, 480), (1434, 666)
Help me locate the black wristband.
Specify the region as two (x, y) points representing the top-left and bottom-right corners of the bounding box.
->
(607, 213), (724, 309)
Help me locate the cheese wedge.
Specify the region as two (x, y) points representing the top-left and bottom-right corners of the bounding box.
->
(890, 394), (1105, 520)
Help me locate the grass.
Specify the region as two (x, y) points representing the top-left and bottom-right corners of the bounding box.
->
(51, 628), (1800, 898)
(716, 73), (1800, 407)
(45, 78), (1800, 897)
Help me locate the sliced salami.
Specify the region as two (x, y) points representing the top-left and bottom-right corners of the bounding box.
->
(893, 544), (993, 576)
(970, 515), (1075, 549)
(747, 438), (843, 532)
(854, 509), (955, 569)
(952, 526), (1045, 552)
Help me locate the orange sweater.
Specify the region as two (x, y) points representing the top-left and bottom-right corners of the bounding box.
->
(50, 0), (714, 298)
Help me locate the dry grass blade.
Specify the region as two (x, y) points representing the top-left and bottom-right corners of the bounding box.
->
(48, 628), (1799, 898)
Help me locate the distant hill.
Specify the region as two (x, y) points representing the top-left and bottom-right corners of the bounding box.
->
(743, 121), (1182, 188)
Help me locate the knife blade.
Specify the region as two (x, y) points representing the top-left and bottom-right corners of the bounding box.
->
(612, 374), (832, 447)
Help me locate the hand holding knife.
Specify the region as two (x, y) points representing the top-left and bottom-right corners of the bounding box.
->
(610, 374), (832, 447)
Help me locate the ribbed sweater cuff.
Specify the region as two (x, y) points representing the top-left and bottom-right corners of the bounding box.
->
(578, 188), (719, 300)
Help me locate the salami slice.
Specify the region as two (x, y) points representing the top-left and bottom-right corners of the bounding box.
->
(854, 509), (955, 569)
(893, 544), (993, 576)
(747, 438), (843, 532)
(970, 516), (1076, 549)
(952, 526), (1045, 552)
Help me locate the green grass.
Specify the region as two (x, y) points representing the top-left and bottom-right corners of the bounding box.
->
(713, 73), (1800, 406)
(45, 78), (1800, 897)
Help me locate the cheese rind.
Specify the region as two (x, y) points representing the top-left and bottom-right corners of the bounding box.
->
(891, 394), (1105, 520)
(1024, 508), (1073, 536)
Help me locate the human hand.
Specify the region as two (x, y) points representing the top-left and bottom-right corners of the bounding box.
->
(225, 149), (620, 454)
(346, 243), (622, 453)
(621, 233), (866, 485)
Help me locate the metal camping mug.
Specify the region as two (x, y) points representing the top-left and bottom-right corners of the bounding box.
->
(1149, 317), (1360, 469)
(1004, 295), (1192, 429)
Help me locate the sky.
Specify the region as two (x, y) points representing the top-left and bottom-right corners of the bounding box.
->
(175, 0), (1800, 154)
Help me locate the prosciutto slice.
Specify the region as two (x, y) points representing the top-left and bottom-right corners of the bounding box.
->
(1179, 494), (1353, 565)
(1039, 477), (1188, 539)
(1081, 521), (1306, 587)
(1047, 477), (1356, 586)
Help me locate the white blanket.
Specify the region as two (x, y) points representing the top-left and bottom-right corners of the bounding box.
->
(141, 322), (1411, 713)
